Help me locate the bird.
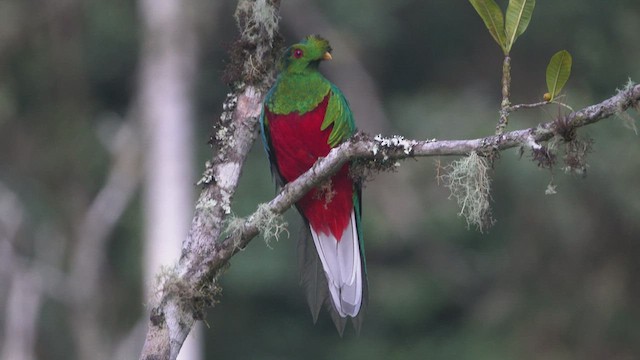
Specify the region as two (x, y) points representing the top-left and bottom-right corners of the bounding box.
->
(259, 35), (367, 335)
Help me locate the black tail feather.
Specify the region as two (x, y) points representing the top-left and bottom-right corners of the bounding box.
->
(327, 297), (348, 336)
(297, 224), (327, 323)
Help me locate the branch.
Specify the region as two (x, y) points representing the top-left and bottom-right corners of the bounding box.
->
(222, 82), (640, 255)
(138, 0), (281, 358)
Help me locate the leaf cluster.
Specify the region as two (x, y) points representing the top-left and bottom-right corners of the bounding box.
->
(469, 0), (572, 100)
(468, 0), (535, 54)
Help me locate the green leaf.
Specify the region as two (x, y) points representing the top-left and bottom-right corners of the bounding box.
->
(468, 0), (507, 53)
(546, 50), (572, 100)
(505, 0), (535, 52)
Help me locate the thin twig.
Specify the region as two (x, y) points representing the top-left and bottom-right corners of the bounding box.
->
(506, 100), (549, 112)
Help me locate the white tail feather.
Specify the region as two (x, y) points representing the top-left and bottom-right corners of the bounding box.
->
(309, 211), (362, 317)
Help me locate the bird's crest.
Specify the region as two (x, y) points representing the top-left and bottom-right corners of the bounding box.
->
(302, 34), (332, 54)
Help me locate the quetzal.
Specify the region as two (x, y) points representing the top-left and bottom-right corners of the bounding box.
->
(259, 35), (367, 334)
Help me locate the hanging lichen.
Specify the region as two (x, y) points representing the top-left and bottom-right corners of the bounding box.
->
(441, 151), (495, 232)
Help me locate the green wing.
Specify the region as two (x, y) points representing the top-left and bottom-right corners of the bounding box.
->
(320, 83), (356, 147)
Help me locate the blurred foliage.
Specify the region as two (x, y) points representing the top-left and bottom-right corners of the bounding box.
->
(1, 0), (640, 359)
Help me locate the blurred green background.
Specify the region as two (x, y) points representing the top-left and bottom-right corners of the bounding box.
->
(1, 0), (640, 359)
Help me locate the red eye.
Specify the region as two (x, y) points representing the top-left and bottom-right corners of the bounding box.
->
(293, 49), (303, 58)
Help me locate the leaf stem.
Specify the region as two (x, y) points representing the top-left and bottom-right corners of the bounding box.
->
(495, 55), (512, 135)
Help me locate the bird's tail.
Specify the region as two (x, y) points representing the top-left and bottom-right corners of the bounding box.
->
(298, 212), (368, 335)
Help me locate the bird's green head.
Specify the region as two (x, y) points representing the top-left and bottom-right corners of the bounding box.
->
(279, 35), (333, 74)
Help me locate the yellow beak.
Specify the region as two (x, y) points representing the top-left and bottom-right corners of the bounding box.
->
(322, 52), (333, 61)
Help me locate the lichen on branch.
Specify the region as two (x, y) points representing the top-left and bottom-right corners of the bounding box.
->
(225, 0), (283, 86)
(225, 204), (289, 249)
(440, 152), (494, 231)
